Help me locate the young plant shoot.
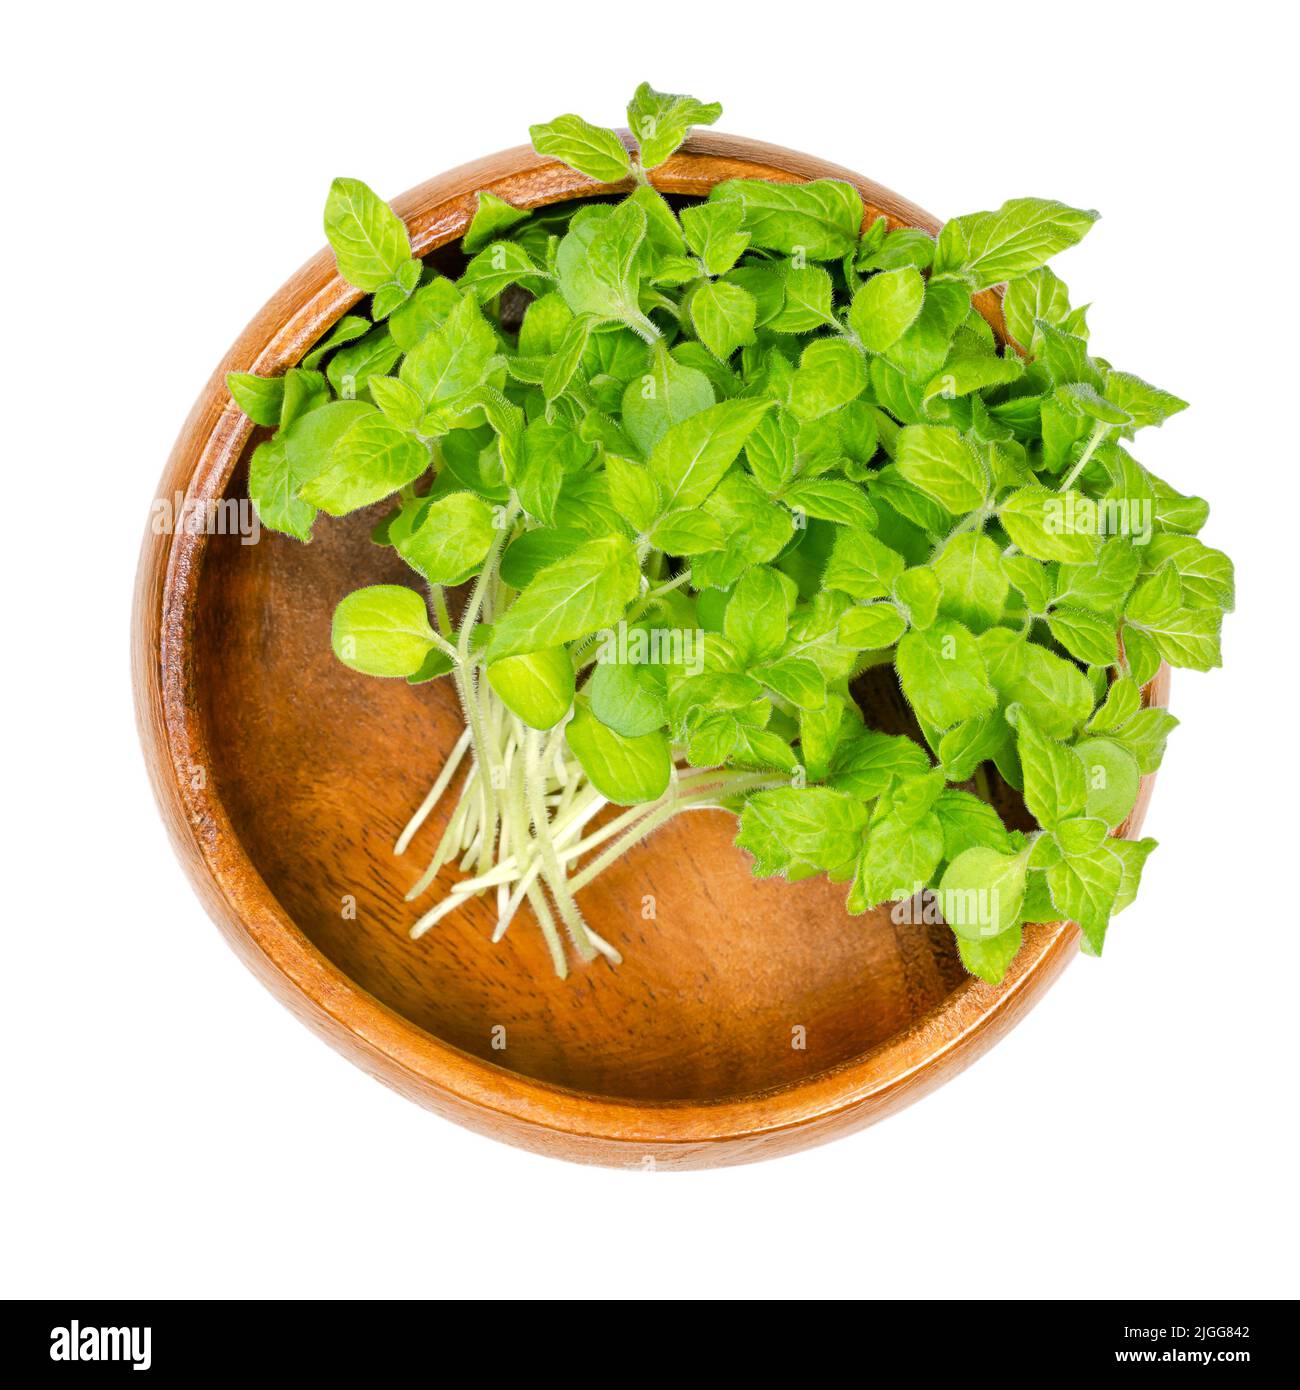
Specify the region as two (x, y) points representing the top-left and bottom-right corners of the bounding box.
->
(229, 84), (1233, 982)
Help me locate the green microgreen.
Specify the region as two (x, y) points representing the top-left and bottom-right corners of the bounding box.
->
(228, 84), (1233, 982)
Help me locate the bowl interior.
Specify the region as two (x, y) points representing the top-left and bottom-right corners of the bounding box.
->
(197, 458), (980, 1104)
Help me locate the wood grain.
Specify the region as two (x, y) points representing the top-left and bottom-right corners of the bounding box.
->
(132, 133), (1169, 1168)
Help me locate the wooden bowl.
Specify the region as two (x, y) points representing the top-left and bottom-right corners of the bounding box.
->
(133, 133), (1168, 1168)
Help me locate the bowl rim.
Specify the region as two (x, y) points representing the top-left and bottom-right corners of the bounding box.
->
(132, 130), (1168, 1165)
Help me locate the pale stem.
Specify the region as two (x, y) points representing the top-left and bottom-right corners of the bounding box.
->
(567, 772), (779, 894)
(525, 726), (597, 961)
(1058, 420), (1111, 495)
(394, 726), (472, 855)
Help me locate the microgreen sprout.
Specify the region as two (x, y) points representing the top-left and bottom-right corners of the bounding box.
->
(229, 84), (1233, 982)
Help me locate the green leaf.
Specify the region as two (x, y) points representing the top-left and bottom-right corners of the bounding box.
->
(648, 507), (725, 555)
(648, 397), (772, 512)
(828, 728), (929, 799)
(1003, 266), (1073, 347)
(279, 367), (330, 429)
(1108, 706), (1178, 774)
(1104, 371), (1188, 432)
(788, 338), (868, 421)
(783, 478), (876, 531)
(1131, 606), (1223, 671)
(755, 657), (826, 709)
(724, 565), (789, 663)
(1087, 676), (1142, 733)
(400, 293), (496, 406)
(1141, 535), (1235, 611)
(1001, 555), (1053, 613)
(856, 811), (944, 909)
(542, 313), (594, 403)
(1055, 540), (1141, 615)
(999, 485), (1100, 564)
(737, 786), (867, 880)
(933, 532), (1009, 632)
(893, 566), (941, 629)
(668, 672), (763, 728)
(690, 279), (757, 360)
(488, 534), (640, 660)
(1046, 843), (1123, 952)
(980, 636), (1088, 730)
(371, 259), (421, 319)
(323, 177), (412, 292)
(588, 658), (668, 738)
(604, 454), (661, 534)
(838, 603), (907, 650)
(388, 277), (462, 351)
(300, 413), (428, 515)
(883, 280), (971, 379)
(555, 201), (647, 327)
(629, 184), (687, 256)
(798, 693), (849, 781)
(566, 705), (671, 805)
(937, 716), (1007, 782)
(1110, 836), (1158, 915)
(933, 198), (1099, 291)
(1010, 705), (1087, 828)
(692, 472), (792, 586)
(934, 790), (1015, 859)
(331, 585), (436, 678)
(685, 712), (739, 767)
(1047, 606), (1119, 666)
(463, 191), (530, 254)
(368, 376), (425, 431)
(302, 315), (370, 370)
(500, 527), (585, 589)
(622, 342), (715, 455)
(248, 436), (315, 541)
(848, 268), (925, 352)
(957, 926), (1024, 983)
(1056, 816), (1109, 857)
(459, 240), (546, 302)
(395, 490), (497, 585)
(895, 424), (987, 514)
(922, 353), (1024, 404)
(743, 409), (798, 493)
(681, 201), (750, 275)
(709, 179), (864, 260)
(326, 325), (402, 401)
(529, 113), (632, 183)
(227, 371), (284, 426)
(406, 646), (454, 685)
(730, 726), (800, 773)
(280, 398), (372, 486)
(1121, 626), (1161, 688)
(486, 647), (575, 730)
(1073, 737), (1141, 827)
(895, 620), (997, 729)
(939, 846), (1028, 940)
(768, 265), (835, 332)
(822, 528), (906, 600)
(627, 82), (722, 169)
(1126, 563), (1182, 626)
(858, 226), (935, 273)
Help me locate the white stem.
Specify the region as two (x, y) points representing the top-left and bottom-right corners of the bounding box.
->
(394, 726), (472, 855)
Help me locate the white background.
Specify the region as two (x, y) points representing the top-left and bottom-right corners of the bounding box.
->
(5, 1), (1296, 1301)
